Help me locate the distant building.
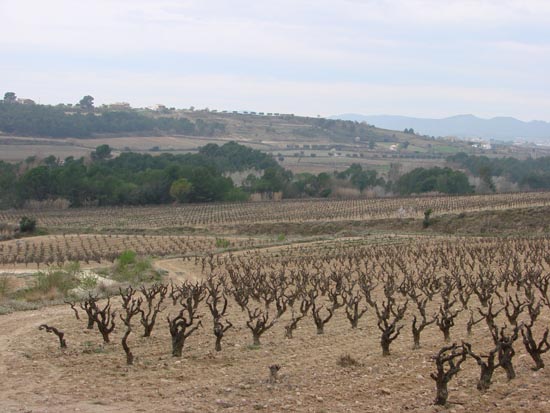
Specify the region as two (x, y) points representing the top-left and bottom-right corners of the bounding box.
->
(108, 102), (131, 110)
(148, 104), (167, 111)
(471, 142), (492, 150)
(16, 98), (35, 105)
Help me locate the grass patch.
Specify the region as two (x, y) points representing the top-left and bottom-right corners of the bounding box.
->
(6, 261), (107, 304)
(82, 341), (106, 354)
(16, 268), (79, 302)
(0, 275), (13, 297)
(246, 344), (261, 351)
(35, 269), (77, 295)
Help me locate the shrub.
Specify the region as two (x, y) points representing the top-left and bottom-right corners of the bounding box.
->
(34, 269), (77, 296)
(319, 188), (332, 197)
(18, 268), (78, 301)
(337, 354), (361, 367)
(64, 261), (81, 276)
(423, 208), (433, 228)
(223, 187), (249, 202)
(19, 216), (37, 233)
(117, 250), (137, 267)
(0, 275), (12, 297)
(112, 251), (160, 284)
(79, 274), (98, 290)
(215, 238), (231, 249)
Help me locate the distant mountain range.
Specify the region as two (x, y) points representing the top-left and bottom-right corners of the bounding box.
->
(331, 114), (550, 143)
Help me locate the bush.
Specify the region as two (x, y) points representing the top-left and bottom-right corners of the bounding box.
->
(112, 251), (160, 284)
(64, 261), (81, 276)
(117, 250), (137, 267)
(223, 187), (249, 202)
(19, 268), (78, 301)
(19, 216), (36, 233)
(35, 269), (77, 295)
(337, 354), (361, 367)
(0, 275), (12, 297)
(215, 238), (231, 249)
(319, 188), (332, 198)
(79, 274), (98, 290)
(423, 208), (433, 228)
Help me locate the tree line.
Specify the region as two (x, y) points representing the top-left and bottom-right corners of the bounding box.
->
(1, 92), (412, 145)
(0, 98), (225, 138)
(281, 164), (472, 198)
(0, 142), (282, 207)
(0, 143), (478, 209)
(448, 152), (550, 191)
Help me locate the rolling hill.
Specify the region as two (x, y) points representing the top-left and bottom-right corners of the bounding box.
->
(332, 114), (550, 143)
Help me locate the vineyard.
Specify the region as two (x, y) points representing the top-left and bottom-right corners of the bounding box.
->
(2, 194), (550, 412)
(1, 191), (550, 232)
(2, 235), (550, 410)
(0, 234), (267, 268)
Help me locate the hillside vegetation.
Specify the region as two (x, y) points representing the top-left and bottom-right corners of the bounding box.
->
(4, 95), (549, 180)
(0, 96), (476, 156)
(2, 96), (550, 209)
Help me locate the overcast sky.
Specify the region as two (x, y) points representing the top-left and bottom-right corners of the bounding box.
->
(2, 0), (550, 120)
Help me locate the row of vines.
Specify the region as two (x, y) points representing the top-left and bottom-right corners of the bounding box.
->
(43, 236), (550, 406)
(0, 234), (270, 267)
(3, 191), (550, 230)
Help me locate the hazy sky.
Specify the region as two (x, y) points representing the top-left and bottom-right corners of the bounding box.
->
(2, 0), (550, 120)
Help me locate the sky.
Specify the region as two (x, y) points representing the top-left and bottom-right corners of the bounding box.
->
(1, 0), (550, 121)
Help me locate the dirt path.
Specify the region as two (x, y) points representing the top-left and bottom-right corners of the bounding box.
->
(153, 258), (203, 283)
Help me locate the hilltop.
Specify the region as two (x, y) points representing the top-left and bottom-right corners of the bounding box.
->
(333, 113), (550, 143)
(1, 99), (548, 174)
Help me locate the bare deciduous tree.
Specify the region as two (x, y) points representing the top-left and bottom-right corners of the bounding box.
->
(140, 283), (167, 337)
(284, 297), (311, 339)
(430, 343), (466, 406)
(119, 286), (142, 365)
(374, 298), (408, 356)
(79, 293), (98, 329)
(462, 341), (499, 391)
(91, 297), (116, 343)
(491, 324), (521, 380)
(167, 296), (202, 357)
(411, 297), (436, 349)
(521, 322), (550, 371)
(39, 324), (67, 348)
